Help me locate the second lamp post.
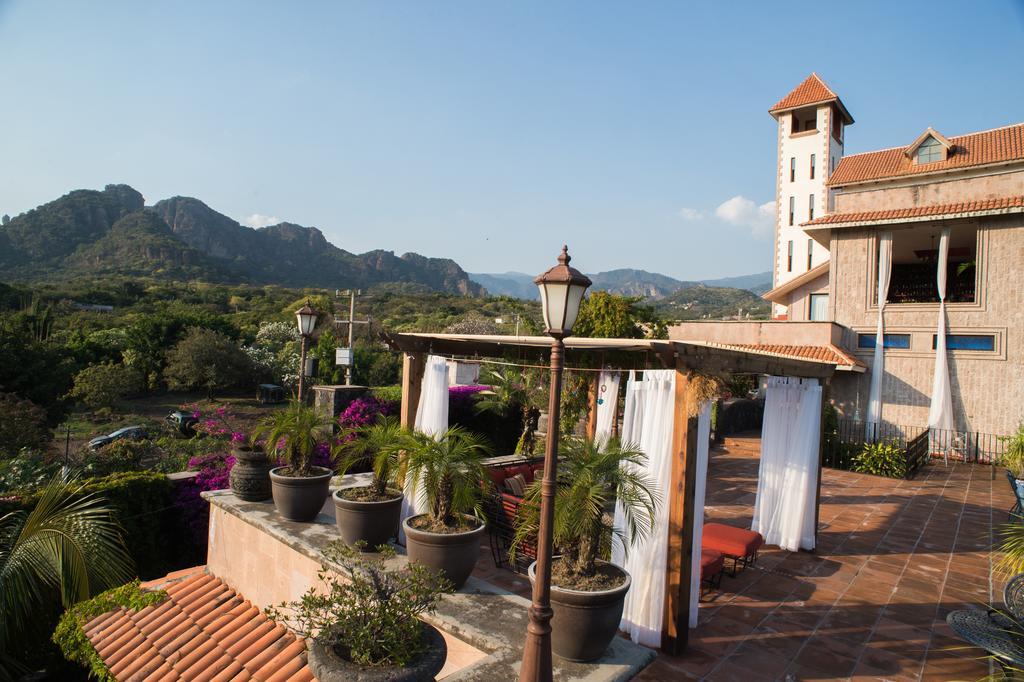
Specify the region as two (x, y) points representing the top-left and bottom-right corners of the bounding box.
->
(295, 300), (319, 401)
(519, 246), (591, 682)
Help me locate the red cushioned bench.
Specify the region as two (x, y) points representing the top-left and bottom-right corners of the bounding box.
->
(701, 523), (764, 576)
(484, 459), (545, 573)
(700, 549), (724, 596)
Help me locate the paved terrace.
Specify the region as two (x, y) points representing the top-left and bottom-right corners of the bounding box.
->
(478, 435), (1011, 681)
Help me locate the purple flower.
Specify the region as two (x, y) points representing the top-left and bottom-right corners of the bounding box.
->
(337, 396), (398, 430)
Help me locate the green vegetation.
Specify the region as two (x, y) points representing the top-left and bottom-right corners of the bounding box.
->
(652, 284), (770, 321)
(52, 580), (167, 682)
(68, 362), (144, 410)
(0, 473), (134, 678)
(404, 426), (492, 529)
(574, 291), (666, 338)
(253, 402), (337, 477)
(164, 327), (253, 398)
(1001, 423), (1024, 479)
(0, 393), (51, 456)
(852, 441), (909, 479)
(337, 417), (408, 499)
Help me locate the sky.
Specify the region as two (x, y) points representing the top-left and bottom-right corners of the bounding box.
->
(1, 1), (1022, 281)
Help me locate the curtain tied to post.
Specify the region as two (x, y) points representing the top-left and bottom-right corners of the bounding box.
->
(866, 232), (893, 438)
(399, 354), (449, 544)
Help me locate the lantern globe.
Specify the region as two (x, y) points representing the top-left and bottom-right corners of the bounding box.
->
(534, 246), (591, 338)
(295, 300), (319, 337)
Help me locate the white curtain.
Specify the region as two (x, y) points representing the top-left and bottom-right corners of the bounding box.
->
(594, 370), (621, 449)
(399, 354), (448, 544)
(866, 232), (893, 439)
(752, 377), (821, 552)
(687, 402), (712, 628)
(928, 228), (955, 433)
(612, 369), (675, 647)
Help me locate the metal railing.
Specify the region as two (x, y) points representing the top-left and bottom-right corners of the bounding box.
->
(823, 417), (1010, 478)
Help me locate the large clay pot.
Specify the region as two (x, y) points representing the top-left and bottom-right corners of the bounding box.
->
(402, 514), (485, 590)
(528, 559), (631, 662)
(307, 621), (447, 682)
(333, 488), (403, 550)
(269, 466), (333, 522)
(228, 445), (272, 501)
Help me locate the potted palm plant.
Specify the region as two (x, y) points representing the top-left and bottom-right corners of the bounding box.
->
(334, 416), (408, 549)
(402, 426), (492, 589)
(266, 541), (450, 682)
(253, 401), (338, 522)
(513, 437), (659, 662)
(1002, 423), (1024, 498)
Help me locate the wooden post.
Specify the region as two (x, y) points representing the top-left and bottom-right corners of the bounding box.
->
(814, 378), (831, 550)
(585, 375), (599, 440)
(400, 352), (426, 429)
(662, 369), (700, 655)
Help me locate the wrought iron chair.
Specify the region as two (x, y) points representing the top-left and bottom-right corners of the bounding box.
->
(1008, 470), (1024, 523)
(947, 573), (1024, 673)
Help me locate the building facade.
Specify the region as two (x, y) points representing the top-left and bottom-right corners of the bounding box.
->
(769, 75), (1024, 436)
(678, 74), (1024, 437)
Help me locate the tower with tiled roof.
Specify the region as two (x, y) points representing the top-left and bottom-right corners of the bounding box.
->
(767, 73), (853, 319)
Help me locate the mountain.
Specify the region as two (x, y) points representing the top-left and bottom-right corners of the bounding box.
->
(467, 272), (537, 299)
(587, 269), (698, 298)
(469, 268), (771, 300)
(700, 271), (773, 295)
(652, 285), (770, 321)
(0, 185), (484, 295)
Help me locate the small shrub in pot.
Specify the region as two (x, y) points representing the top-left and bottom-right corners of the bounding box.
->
(265, 541), (451, 681)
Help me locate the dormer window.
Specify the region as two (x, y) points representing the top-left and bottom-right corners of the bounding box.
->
(916, 137), (944, 164)
(907, 128), (953, 165)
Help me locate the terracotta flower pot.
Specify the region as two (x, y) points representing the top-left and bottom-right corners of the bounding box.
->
(307, 621), (447, 682)
(333, 488), (403, 550)
(269, 466), (333, 522)
(402, 514), (485, 590)
(527, 559), (631, 662)
(229, 445), (272, 502)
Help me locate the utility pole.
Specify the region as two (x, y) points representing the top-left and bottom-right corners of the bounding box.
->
(335, 289), (370, 385)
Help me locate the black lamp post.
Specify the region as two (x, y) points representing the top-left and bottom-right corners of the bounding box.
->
(295, 300), (319, 401)
(519, 246), (591, 682)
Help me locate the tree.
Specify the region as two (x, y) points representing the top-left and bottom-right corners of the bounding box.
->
(163, 327), (253, 398)
(0, 393), (51, 457)
(573, 291), (666, 339)
(67, 362), (143, 410)
(0, 473), (133, 677)
(0, 321), (75, 425)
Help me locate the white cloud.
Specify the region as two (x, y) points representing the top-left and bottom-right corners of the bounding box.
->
(714, 195), (775, 238)
(239, 213), (282, 228)
(676, 207), (705, 221)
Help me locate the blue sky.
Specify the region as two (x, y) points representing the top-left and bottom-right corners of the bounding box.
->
(1, 1), (1022, 280)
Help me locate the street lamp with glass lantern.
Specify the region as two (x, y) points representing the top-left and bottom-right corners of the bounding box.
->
(295, 300), (319, 401)
(519, 245), (591, 682)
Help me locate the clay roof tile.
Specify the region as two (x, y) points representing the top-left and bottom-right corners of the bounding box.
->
(84, 569), (314, 682)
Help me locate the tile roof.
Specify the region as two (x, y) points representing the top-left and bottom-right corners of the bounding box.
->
(829, 122), (1024, 186)
(803, 195), (1024, 228)
(706, 342), (866, 370)
(769, 74), (852, 122)
(84, 567), (315, 681)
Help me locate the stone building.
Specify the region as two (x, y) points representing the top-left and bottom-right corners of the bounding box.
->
(675, 74), (1024, 437)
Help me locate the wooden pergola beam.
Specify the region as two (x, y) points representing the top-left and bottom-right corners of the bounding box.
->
(400, 352), (426, 429)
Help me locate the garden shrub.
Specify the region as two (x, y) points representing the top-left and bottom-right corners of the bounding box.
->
(67, 362), (143, 410)
(164, 327), (254, 398)
(0, 450), (61, 492)
(369, 385), (403, 404)
(853, 440), (908, 479)
(53, 580), (167, 682)
(0, 392), (52, 457)
(79, 439), (152, 476)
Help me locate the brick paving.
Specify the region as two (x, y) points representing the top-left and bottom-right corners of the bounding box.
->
(477, 433), (1013, 681)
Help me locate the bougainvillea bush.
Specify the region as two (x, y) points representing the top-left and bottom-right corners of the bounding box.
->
(337, 395), (398, 430)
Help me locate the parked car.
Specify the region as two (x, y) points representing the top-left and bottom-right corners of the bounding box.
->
(88, 426), (148, 451)
(165, 410), (199, 436)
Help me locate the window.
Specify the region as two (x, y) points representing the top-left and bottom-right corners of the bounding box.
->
(932, 334), (995, 351)
(809, 293), (828, 321)
(788, 197), (794, 225)
(790, 157), (795, 182)
(858, 333), (911, 350)
(884, 225), (978, 304)
(810, 154), (816, 180)
(916, 137), (944, 164)
(807, 239), (813, 270)
(787, 240), (793, 272)
(808, 194), (815, 221)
